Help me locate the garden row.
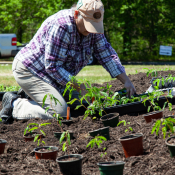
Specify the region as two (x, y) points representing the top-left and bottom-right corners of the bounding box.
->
(1, 69), (175, 175)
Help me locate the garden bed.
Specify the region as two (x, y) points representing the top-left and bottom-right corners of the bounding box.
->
(1, 70), (175, 175)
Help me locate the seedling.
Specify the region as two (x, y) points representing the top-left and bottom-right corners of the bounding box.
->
(166, 74), (175, 84)
(152, 74), (175, 90)
(59, 130), (71, 156)
(87, 136), (107, 161)
(117, 120), (133, 133)
(63, 76), (120, 120)
(86, 136), (107, 148)
(151, 117), (175, 139)
(117, 95), (142, 105)
(42, 94), (73, 156)
(143, 68), (158, 77)
(142, 90), (173, 112)
(0, 84), (20, 92)
(100, 147), (107, 158)
(100, 147), (108, 161)
(42, 93), (63, 132)
(153, 77), (166, 89)
(26, 122), (51, 146)
(24, 125), (33, 136)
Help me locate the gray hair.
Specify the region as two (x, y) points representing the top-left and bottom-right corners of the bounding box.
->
(71, 3), (83, 19)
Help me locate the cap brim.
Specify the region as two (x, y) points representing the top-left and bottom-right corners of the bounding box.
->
(83, 18), (104, 34)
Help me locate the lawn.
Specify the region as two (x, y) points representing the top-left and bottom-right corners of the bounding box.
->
(0, 64), (174, 86)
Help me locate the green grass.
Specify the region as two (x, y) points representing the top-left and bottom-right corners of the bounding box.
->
(77, 65), (175, 84)
(0, 64), (175, 86)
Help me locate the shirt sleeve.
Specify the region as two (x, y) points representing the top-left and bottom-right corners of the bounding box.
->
(44, 24), (72, 86)
(93, 34), (125, 78)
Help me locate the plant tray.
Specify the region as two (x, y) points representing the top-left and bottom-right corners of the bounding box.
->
(104, 94), (175, 115)
(150, 76), (175, 90)
(0, 91), (18, 101)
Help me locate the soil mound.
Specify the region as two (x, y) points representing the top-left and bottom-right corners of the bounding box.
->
(1, 70), (175, 175)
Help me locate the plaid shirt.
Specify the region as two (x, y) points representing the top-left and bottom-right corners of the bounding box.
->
(15, 9), (125, 93)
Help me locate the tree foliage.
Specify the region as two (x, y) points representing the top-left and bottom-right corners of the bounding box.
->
(0, 0), (175, 61)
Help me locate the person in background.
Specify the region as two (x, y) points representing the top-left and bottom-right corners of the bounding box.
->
(0, 0), (136, 124)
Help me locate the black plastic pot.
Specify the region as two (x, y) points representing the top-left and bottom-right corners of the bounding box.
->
(56, 154), (83, 175)
(166, 136), (175, 158)
(104, 93), (175, 115)
(61, 119), (73, 126)
(89, 127), (110, 140)
(97, 161), (125, 175)
(100, 113), (119, 127)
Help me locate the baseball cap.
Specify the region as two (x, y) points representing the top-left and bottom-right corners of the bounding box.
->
(77, 0), (104, 34)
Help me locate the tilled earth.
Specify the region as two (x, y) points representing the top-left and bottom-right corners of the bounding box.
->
(1, 70), (175, 175)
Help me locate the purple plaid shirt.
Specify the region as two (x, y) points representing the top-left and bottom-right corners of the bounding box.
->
(15, 9), (125, 93)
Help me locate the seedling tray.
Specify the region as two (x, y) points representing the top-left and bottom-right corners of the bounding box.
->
(150, 76), (175, 90)
(104, 94), (174, 115)
(0, 91), (18, 101)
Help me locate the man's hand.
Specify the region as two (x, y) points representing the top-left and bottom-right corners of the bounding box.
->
(116, 72), (136, 98)
(79, 84), (87, 96)
(124, 80), (136, 98)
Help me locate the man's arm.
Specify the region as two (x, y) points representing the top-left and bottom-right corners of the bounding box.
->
(93, 34), (136, 97)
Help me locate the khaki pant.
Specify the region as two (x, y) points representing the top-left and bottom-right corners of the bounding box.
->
(12, 59), (80, 120)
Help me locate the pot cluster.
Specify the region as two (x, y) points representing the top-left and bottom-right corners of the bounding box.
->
(2, 74), (175, 175)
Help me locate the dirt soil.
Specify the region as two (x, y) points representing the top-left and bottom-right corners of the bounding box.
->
(1, 70), (175, 175)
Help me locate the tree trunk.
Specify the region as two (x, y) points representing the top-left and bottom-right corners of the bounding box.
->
(17, 26), (23, 43)
(123, 26), (132, 56)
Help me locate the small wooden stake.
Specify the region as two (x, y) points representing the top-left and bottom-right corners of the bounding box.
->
(92, 96), (95, 103)
(67, 107), (70, 120)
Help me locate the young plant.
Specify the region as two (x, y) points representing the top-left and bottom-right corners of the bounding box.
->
(117, 120), (133, 133)
(143, 68), (158, 77)
(63, 76), (120, 120)
(100, 147), (107, 160)
(86, 136), (107, 148)
(0, 84), (5, 92)
(165, 74), (175, 87)
(87, 136), (107, 161)
(24, 125), (33, 136)
(142, 90), (173, 112)
(153, 77), (165, 89)
(153, 74), (175, 90)
(42, 94), (73, 156)
(42, 93), (63, 132)
(59, 130), (71, 156)
(151, 117), (175, 139)
(26, 122), (51, 147)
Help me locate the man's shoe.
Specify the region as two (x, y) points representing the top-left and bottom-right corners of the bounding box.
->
(0, 92), (20, 124)
(1, 115), (14, 124)
(17, 88), (30, 99)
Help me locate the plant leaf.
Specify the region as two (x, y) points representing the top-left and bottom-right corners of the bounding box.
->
(42, 94), (47, 108)
(60, 132), (66, 144)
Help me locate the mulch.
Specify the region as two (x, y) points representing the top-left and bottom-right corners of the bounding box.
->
(1, 70), (175, 175)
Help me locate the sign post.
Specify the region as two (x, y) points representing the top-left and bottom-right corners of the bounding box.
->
(159, 45), (172, 56)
